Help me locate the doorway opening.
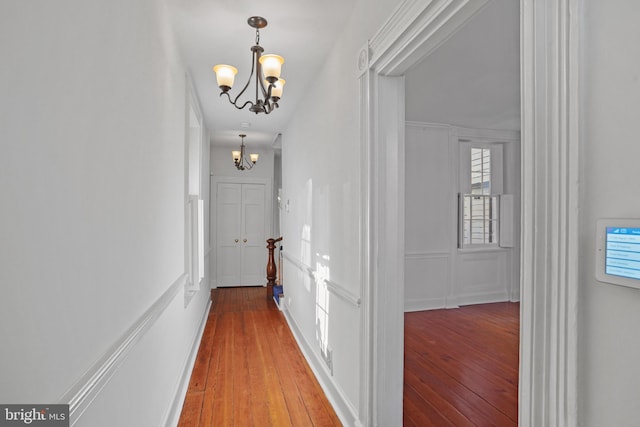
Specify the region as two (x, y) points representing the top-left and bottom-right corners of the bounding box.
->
(401, 0), (521, 422)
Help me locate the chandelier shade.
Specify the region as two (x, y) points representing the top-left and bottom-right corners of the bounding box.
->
(212, 64), (238, 90)
(267, 78), (285, 98)
(259, 54), (284, 81)
(213, 16), (285, 115)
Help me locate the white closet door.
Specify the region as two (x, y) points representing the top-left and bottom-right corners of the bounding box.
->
(240, 184), (266, 285)
(216, 183), (242, 286)
(215, 182), (266, 287)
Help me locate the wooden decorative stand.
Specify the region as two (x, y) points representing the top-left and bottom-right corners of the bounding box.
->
(266, 237), (283, 300)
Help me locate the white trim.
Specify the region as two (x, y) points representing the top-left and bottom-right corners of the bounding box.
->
(186, 73), (204, 127)
(59, 273), (189, 425)
(456, 290), (510, 307)
(281, 251), (361, 308)
(282, 309), (360, 427)
(455, 125), (521, 142)
(370, 74), (406, 427)
(324, 279), (361, 307)
(360, 0), (581, 424)
(358, 54), (373, 427)
(281, 250), (314, 276)
(163, 300), (212, 427)
(404, 250), (449, 260)
(404, 297), (447, 312)
(369, 0), (492, 75)
(405, 121), (450, 130)
(405, 121), (522, 143)
(519, 0), (579, 425)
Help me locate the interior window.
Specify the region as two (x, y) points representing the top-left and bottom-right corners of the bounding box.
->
(459, 145), (502, 247)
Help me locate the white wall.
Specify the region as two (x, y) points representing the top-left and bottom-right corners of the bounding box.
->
(404, 123), (520, 311)
(278, 0), (401, 424)
(404, 124), (453, 309)
(0, 1), (210, 425)
(404, 0), (520, 130)
(579, 1), (640, 425)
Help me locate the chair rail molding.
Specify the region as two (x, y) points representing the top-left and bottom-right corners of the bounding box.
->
(58, 273), (189, 424)
(281, 251), (361, 307)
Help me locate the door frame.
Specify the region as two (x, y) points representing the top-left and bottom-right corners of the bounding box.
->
(210, 175), (273, 289)
(358, 0), (580, 425)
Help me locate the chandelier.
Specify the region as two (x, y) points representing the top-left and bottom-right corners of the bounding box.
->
(232, 134), (258, 170)
(213, 16), (285, 115)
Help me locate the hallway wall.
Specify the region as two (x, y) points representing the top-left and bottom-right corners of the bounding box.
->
(278, 0), (402, 423)
(0, 1), (210, 426)
(579, 1), (640, 425)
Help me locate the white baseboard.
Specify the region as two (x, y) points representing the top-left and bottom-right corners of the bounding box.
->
(405, 291), (516, 311)
(456, 291), (510, 306)
(510, 287), (521, 302)
(404, 297), (446, 312)
(163, 300), (212, 427)
(282, 309), (361, 427)
(273, 296), (284, 311)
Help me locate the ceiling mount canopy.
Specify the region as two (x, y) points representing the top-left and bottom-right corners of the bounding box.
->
(232, 134), (259, 171)
(213, 16), (285, 115)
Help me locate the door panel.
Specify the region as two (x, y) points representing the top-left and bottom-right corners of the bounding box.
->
(216, 183), (242, 287)
(241, 184), (266, 285)
(215, 182), (267, 287)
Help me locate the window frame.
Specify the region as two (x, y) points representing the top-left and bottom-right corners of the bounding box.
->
(185, 81), (205, 303)
(458, 140), (504, 250)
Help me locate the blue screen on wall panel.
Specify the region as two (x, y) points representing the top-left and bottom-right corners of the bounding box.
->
(606, 227), (640, 280)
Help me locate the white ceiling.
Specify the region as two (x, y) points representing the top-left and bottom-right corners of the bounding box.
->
(167, 0), (520, 149)
(166, 0), (357, 147)
(405, 0), (520, 130)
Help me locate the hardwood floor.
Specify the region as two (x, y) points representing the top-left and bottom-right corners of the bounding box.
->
(178, 287), (341, 427)
(403, 302), (520, 427)
(180, 288), (518, 426)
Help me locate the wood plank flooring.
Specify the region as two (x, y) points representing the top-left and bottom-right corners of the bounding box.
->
(180, 288), (518, 426)
(403, 302), (520, 427)
(178, 287), (341, 427)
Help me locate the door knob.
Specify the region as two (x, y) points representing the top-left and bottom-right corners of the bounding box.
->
(243, 239), (247, 243)
(235, 239), (239, 243)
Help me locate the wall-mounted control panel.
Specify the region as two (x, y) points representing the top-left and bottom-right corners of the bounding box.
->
(596, 219), (640, 290)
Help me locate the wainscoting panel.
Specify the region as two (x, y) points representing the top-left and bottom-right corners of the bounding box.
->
(280, 251), (362, 426)
(404, 122), (520, 311)
(404, 252), (450, 311)
(455, 250), (510, 306)
(57, 273), (211, 427)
